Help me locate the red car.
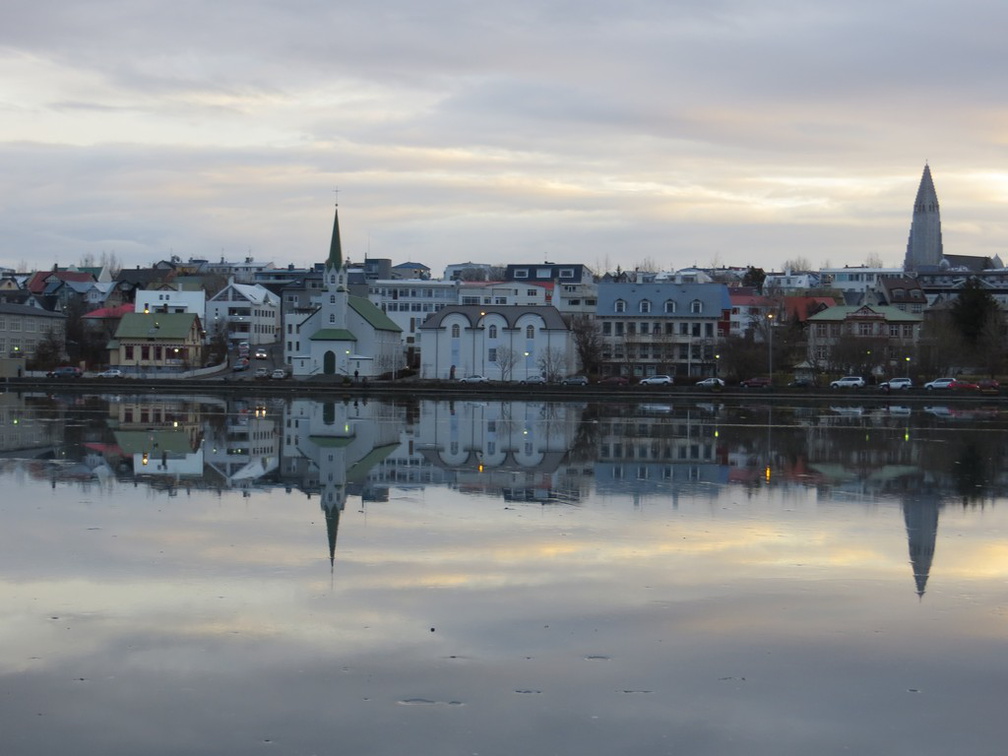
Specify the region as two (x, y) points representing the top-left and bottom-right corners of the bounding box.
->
(978, 379), (1000, 394)
(949, 379), (979, 391)
(598, 375), (629, 386)
(740, 376), (772, 388)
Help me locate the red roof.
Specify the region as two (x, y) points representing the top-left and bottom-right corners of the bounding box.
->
(26, 269), (96, 294)
(83, 303), (134, 320)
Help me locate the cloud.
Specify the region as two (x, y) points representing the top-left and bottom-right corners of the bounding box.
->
(2, 1), (1008, 274)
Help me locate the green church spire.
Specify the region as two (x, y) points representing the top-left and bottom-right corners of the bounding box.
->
(326, 202), (343, 271)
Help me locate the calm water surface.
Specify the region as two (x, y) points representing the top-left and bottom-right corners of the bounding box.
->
(1, 392), (1006, 755)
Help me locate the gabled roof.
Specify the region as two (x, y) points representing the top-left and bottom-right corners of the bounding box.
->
(806, 304), (922, 323)
(209, 282), (279, 305)
(113, 312), (201, 339)
(348, 296), (401, 332)
(26, 269), (95, 294)
(781, 296), (838, 322)
(83, 303), (135, 320)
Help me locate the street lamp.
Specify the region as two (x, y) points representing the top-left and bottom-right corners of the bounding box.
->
(767, 312), (774, 383)
(524, 351), (530, 381)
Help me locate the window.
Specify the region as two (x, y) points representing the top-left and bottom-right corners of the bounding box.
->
(488, 325), (497, 338)
(329, 313), (336, 323)
(640, 299), (651, 313)
(615, 299), (626, 313)
(603, 322), (612, 335)
(451, 324), (460, 338)
(514, 269), (528, 278)
(690, 300), (703, 314)
(525, 325), (534, 339)
(559, 268), (575, 278)
(664, 300), (676, 313)
(488, 348), (497, 362)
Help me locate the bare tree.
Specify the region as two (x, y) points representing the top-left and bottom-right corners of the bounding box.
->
(569, 315), (601, 376)
(496, 346), (520, 381)
(781, 256), (811, 272)
(536, 347), (569, 382)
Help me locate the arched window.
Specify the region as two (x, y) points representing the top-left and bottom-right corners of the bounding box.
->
(451, 324), (460, 338)
(329, 313), (335, 323)
(664, 300), (676, 313)
(526, 325), (535, 339)
(488, 325), (498, 338)
(329, 295), (336, 304)
(615, 299), (626, 313)
(640, 299), (652, 313)
(691, 299), (703, 314)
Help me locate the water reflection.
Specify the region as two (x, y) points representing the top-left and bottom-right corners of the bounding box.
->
(3, 391), (1008, 754)
(3, 391), (1007, 598)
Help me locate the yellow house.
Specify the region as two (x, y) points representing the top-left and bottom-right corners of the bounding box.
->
(108, 312), (205, 373)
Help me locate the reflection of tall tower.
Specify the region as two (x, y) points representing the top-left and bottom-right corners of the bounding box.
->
(903, 164), (944, 272)
(902, 498), (939, 598)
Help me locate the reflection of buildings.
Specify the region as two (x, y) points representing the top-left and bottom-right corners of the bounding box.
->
(0, 393), (58, 457)
(107, 397), (209, 489)
(596, 404), (728, 503)
(413, 400), (588, 504)
(203, 399), (280, 490)
(279, 398), (401, 564)
(903, 497), (940, 598)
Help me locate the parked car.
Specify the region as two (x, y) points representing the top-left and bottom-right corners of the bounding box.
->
(640, 374), (673, 386)
(253, 367), (270, 379)
(695, 377), (724, 388)
(254, 349), (269, 360)
(924, 377), (956, 390)
(270, 368), (288, 380)
(740, 376), (771, 388)
(598, 375), (629, 386)
(520, 375), (548, 385)
(879, 377), (912, 391)
(459, 375), (490, 383)
(788, 377), (814, 388)
(46, 366), (82, 378)
(97, 368), (124, 378)
(830, 376), (866, 388)
(561, 375), (589, 386)
(978, 378), (1000, 394)
(949, 378), (979, 391)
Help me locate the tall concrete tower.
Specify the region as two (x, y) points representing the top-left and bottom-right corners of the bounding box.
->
(903, 163), (944, 271)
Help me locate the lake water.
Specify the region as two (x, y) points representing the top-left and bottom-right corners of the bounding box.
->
(1, 391), (1006, 755)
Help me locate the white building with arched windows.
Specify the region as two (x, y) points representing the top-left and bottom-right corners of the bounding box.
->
(418, 305), (575, 381)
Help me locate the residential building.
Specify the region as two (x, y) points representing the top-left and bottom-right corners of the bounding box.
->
(107, 312), (205, 373)
(0, 302), (67, 360)
(135, 289), (206, 316)
(596, 281), (731, 380)
(206, 280), (281, 346)
(806, 304), (922, 374)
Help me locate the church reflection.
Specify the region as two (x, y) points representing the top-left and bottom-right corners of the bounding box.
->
(3, 391), (1007, 595)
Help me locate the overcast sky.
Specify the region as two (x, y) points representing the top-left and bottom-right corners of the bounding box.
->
(2, 0), (1007, 277)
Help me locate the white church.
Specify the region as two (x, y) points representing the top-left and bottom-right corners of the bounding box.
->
(287, 205), (402, 380)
